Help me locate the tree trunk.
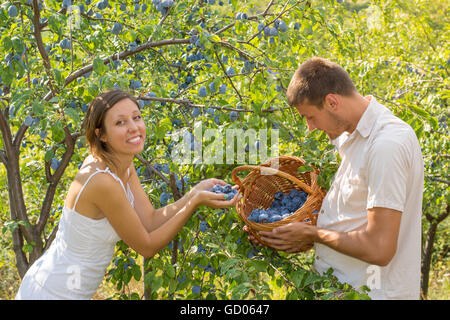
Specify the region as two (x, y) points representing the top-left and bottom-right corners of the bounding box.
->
(421, 205), (449, 299)
(420, 221), (437, 299)
(143, 258), (152, 300)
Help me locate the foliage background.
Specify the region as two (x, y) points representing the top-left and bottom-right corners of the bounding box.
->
(0, 0), (448, 299)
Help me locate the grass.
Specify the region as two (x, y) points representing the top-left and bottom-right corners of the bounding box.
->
(427, 260), (450, 300)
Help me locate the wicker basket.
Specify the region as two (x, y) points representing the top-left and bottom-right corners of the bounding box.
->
(232, 156), (325, 252)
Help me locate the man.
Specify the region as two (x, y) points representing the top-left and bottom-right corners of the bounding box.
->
(258, 57), (424, 299)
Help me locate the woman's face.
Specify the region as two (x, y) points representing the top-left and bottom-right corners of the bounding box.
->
(97, 98), (146, 158)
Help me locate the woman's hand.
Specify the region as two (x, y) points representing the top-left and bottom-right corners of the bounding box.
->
(189, 178), (241, 209)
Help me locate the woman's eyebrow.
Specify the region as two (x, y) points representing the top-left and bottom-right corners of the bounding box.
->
(113, 110), (141, 118)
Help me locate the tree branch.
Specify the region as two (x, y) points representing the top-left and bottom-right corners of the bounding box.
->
(134, 154), (170, 185)
(246, 0), (304, 44)
(37, 126), (76, 234)
(43, 38), (190, 102)
(0, 149), (6, 165)
(13, 124), (27, 149)
(31, 0), (59, 97)
(425, 175), (450, 185)
(214, 49), (243, 101)
(138, 95), (289, 114)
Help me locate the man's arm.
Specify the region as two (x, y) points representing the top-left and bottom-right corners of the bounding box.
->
(259, 206), (402, 266)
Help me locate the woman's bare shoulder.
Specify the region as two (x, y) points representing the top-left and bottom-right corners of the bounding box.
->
(74, 155), (105, 181)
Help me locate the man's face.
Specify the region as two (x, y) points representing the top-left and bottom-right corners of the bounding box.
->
(294, 100), (350, 140)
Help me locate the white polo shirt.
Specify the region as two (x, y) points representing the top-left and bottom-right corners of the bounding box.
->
(314, 96), (424, 300)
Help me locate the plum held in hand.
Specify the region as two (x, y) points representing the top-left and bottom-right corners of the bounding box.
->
(208, 183), (238, 200)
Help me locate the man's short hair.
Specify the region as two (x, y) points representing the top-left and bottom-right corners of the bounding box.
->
(286, 57), (357, 108)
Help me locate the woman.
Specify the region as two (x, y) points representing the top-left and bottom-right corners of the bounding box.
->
(15, 89), (239, 299)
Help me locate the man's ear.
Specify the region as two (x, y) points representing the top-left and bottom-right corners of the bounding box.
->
(324, 94), (339, 111)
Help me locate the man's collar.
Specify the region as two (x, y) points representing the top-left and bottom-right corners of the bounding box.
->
(354, 95), (384, 138)
(330, 96), (387, 148)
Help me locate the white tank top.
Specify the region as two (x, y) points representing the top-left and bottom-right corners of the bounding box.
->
(15, 167), (134, 300)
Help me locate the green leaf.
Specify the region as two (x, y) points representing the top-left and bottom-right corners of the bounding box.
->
(164, 263), (175, 278)
(1, 36), (13, 52)
(408, 104), (429, 118)
(252, 260), (268, 273)
(155, 118), (172, 140)
(12, 36), (24, 54)
(2, 220), (31, 234)
(429, 116), (439, 131)
(51, 121), (65, 143)
(124, 30), (138, 43)
(342, 291), (360, 300)
(143, 270), (157, 287)
(48, 15), (62, 34)
(87, 83), (99, 97)
(133, 265), (142, 281)
(298, 164), (313, 173)
(151, 276), (163, 293)
(208, 34), (221, 43)
(0, 65), (15, 85)
(93, 57), (107, 76)
(45, 149), (55, 162)
(23, 241), (36, 253)
(65, 107), (80, 122)
(32, 102), (44, 117)
(291, 269), (306, 287)
(49, 96), (59, 103)
(53, 69), (63, 86)
(141, 25), (154, 37)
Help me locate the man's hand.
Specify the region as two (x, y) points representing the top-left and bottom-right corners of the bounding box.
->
(257, 207), (402, 266)
(243, 225), (261, 245)
(259, 222), (315, 253)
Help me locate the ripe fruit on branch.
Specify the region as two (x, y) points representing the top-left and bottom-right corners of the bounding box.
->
(199, 221), (208, 232)
(229, 111), (238, 121)
(111, 22), (123, 35)
(219, 84), (227, 94)
(59, 38), (71, 50)
(8, 5), (18, 17)
(226, 66), (235, 75)
(209, 82), (216, 94)
(198, 86), (207, 97)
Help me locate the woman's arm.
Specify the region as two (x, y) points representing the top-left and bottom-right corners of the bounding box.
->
(92, 172), (238, 258)
(128, 164), (239, 232)
(127, 164), (194, 232)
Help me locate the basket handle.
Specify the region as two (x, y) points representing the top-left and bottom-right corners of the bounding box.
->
(232, 165), (314, 195)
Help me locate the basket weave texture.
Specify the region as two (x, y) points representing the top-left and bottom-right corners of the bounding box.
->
(232, 156), (325, 252)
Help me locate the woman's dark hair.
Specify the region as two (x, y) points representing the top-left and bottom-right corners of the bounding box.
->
(286, 57), (356, 108)
(82, 89), (139, 170)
